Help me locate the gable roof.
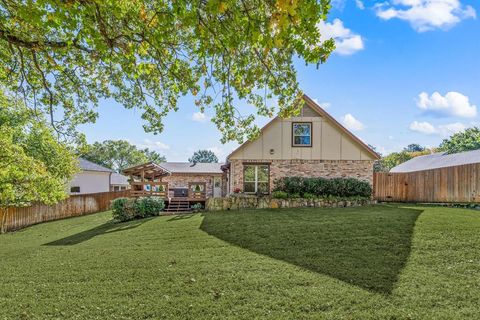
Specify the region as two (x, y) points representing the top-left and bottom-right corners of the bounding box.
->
(111, 172), (129, 185)
(79, 158), (114, 173)
(390, 149), (480, 173)
(227, 94), (380, 160)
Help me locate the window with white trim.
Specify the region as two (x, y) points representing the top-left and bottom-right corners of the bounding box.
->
(243, 165), (269, 194)
(292, 122), (312, 147)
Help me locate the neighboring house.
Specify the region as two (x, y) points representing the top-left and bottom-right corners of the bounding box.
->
(390, 149), (480, 173)
(123, 95), (379, 201)
(69, 158), (130, 195)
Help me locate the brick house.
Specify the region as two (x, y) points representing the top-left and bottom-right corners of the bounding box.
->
(223, 95), (379, 195)
(123, 95), (378, 211)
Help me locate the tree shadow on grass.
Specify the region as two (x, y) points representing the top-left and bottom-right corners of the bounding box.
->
(44, 218), (152, 246)
(200, 205), (422, 294)
(167, 213), (197, 221)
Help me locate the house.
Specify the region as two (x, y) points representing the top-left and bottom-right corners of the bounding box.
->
(123, 95), (379, 205)
(390, 149), (480, 173)
(69, 158), (130, 195)
(223, 95), (379, 194)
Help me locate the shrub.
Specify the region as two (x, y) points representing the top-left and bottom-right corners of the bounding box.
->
(302, 192), (316, 199)
(290, 193), (301, 199)
(135, 197), (165, 218)
(111, 197), (136, 222)
(273, 177), (372, 198)
(111, 197), (165, 222)
(191, 203), (203, 212)
(272, 191), (288, 199)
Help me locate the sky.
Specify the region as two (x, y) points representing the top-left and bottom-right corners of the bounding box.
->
(79, 0), (480, 161)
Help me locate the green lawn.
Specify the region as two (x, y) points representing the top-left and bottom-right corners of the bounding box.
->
(1, 205), (479, 319)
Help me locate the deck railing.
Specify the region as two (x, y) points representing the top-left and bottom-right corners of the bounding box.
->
(130, 182), (168, 198)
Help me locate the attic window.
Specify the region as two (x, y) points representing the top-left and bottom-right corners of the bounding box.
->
(292, 122), (312, 147)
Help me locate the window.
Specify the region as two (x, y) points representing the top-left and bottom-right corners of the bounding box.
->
(243, 165), (269, 194)
(70, 186), (80, 193)
(113, 186), (120, 191)
(292, 122), (312, 147)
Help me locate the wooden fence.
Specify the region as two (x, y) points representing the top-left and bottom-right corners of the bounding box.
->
(374, 163), (480, 203)
(0, 190), (130, 233)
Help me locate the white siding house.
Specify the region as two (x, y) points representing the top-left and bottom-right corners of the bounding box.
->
(69, 158), (129, 195)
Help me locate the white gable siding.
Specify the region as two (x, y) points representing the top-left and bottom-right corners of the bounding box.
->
(229, 106), (374, 161)
(68, 171), (111, 195)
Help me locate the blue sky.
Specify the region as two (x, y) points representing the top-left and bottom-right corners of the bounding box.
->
(79, 0), (480, 161)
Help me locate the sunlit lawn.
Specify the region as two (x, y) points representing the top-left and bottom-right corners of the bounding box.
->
(1, 205), (479, 319)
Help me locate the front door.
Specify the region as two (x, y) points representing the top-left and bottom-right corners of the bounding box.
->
(213, 177), (222, 197)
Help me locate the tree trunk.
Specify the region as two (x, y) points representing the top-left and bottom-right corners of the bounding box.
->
(0, 207), (9, 234)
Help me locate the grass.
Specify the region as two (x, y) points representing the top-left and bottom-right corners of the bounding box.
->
(0, 205), (479, 319)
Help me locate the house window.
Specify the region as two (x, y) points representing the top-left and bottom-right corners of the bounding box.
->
(243, 165), (269, 194)
(292, 122), (312, 147)
(113, 186), (120, 191)
(70, 186), (80, 193)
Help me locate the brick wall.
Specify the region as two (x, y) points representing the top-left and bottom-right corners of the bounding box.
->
(229, 159), (374, 194)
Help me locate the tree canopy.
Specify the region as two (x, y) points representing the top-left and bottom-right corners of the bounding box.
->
(189, 149), (219, 163)
(403, 144), (425, 153)
(439, 127), (480, 154)
(0, 0), (334, 143)
(81, 140), (166, 172)
(0, 91), (78, 232)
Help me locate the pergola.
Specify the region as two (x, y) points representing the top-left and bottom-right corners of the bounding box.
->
(122, 162), (170, 197)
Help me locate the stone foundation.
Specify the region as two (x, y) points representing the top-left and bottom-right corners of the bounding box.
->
(229, 159), (374, 194)
(206, 195), (376, 211)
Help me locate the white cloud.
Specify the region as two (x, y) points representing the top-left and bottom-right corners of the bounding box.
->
(342, 113), (365, 131)
(437, 122), (467, 136)
(355, 0), (365, 10)
(375, 0), (476, 32)
(417, 91), (477, 118)
(409, 121), (467, 136)
(409, 121), (437, 134)
(318, 19), (364, 55)
(139, 139), (170, 151)
(192, 111), (208, 122)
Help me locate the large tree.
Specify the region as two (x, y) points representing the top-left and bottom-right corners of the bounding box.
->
(81, 140), (166, 172)
(439, 127), (480, 154)
(0, 0), (334, 143)
(0, 91), (78, 233)
(189, 150), (219, 163)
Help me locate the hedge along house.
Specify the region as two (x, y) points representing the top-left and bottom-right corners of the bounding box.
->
(223, 95), (380, 195)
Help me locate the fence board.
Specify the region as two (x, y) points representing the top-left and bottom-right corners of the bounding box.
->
(0, 190), (130, 233)
(374, 163), (480, 203)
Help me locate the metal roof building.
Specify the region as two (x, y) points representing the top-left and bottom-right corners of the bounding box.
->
(390, 149), (480, 173)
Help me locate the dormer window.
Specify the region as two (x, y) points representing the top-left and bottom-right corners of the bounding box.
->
(292, 122), (312, 147)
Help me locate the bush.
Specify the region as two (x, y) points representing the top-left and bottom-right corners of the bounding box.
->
(111, 197), (136, 222)
(302, 192), (316, 199)
(273, 177), (372, 198)
(272, 191), (288, 199)
(135, 197), (165, 218)
(191, 203), (203, 212)
(111, 197), (165, 222)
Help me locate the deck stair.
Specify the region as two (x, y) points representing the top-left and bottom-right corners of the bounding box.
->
(165, 198), (192, 213)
